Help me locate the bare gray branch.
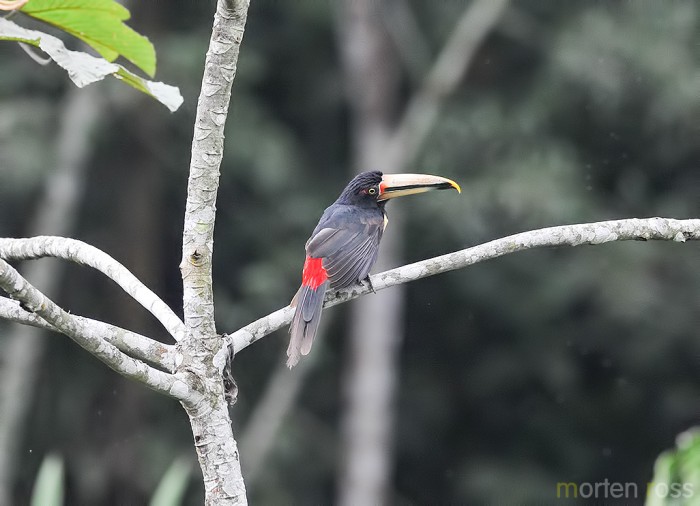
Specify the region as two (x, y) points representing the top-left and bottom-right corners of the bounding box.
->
(0, 259), (195, 402)
(0, 297), (175, 371)
(0, 236), (185, 341)
(229, 217), (700, 353)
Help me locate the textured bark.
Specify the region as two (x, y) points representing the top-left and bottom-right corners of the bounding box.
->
(179, 0), (249, 342)
(177, 0), (250, 504)
(188, 402), (246, 505)
(0, 1), (252, 502)
(229, 217), (700, 352)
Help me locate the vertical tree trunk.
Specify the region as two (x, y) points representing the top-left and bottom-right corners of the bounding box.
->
(178, 0), (250, 504)
(336, 1), (403, 504)
(184, 400), (246, 504)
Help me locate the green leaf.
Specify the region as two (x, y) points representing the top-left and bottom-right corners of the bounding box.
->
(647, 428), (700, 506)
(30, 454), (64, 506)
(21, 0), (156, 77)
(0, 18), (183, 111)
(149, 457), (192, 506)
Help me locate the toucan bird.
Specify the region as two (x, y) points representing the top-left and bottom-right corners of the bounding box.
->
(286, 170), (460, 368)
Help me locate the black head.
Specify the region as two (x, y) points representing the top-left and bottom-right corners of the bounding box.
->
(335, 171), (384, 208)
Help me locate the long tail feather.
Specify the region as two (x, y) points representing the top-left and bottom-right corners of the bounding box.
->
(287, 280), (328, 368)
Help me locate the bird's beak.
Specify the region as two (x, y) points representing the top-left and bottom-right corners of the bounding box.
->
(377, 173), (461, 201)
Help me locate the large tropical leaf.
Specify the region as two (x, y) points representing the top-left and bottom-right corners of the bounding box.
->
(21, 0), (156, 76)
(0, 17), (183, 111)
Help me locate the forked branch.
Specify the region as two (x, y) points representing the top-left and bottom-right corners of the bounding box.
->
(0, 297), (175, 370)
(0, 236), (185, 341)
(0, 259), (196, 402)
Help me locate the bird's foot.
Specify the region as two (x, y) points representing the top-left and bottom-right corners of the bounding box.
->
(363, 276), (376, 294)
(222, 339), (238, 406)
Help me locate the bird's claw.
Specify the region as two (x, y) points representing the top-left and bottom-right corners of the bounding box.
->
(363, 276), (376, 294)
(223, 340), (238, 406)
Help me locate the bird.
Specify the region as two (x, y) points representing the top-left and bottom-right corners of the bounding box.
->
(286, 170), (460, 368)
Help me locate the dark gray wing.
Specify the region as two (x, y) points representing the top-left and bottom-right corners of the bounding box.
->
(324, 228), (380, 289)
(305, 207), (384, 290)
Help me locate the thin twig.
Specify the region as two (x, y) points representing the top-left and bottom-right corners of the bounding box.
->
(18, 42), (51, 65)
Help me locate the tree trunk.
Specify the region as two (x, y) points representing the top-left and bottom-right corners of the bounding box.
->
(178, 0), (251, 503)
(184, 398), (247, 505)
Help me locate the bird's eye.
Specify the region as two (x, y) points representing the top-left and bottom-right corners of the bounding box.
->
(368, 187), (377, 195)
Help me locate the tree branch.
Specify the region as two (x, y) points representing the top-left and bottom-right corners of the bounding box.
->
(0, 259), (196, 402)
(229, 217), (700, 352)
(0, 297), (175, 371)
(0, 236), (185, 341)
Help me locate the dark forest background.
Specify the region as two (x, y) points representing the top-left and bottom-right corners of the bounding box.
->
(1, 0), (699, 504)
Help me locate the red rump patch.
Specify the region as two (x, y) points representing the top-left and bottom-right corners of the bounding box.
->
(302, 256), (328, 289)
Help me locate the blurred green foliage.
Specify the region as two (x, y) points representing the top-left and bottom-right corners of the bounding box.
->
(30, 454), (63, 506)
(648, 428), (700, 506)
(28, 453), (191, 506)
(0, 0), (699, 503)
(149, 457), (191, 506)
